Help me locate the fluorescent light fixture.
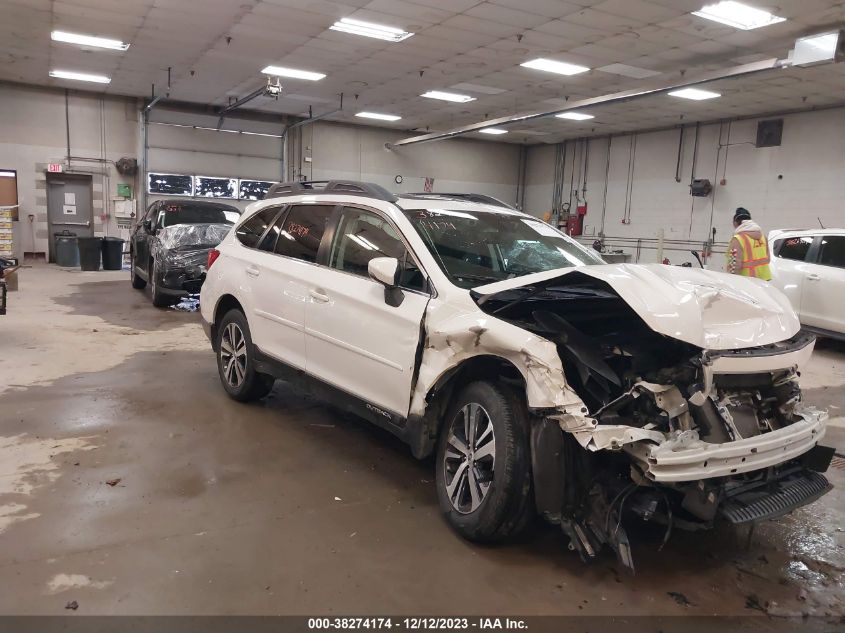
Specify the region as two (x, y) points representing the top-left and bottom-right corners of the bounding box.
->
(330, 17), (413, 42)
(792, 31), (843, 66)
(356, 111), (401, 121)
(421, 90), (475, 103)
(261, 65), (325, 81)
(479, 127), (508, 135)
(692, 1), (785, 30)
(51, 30), (129, 50)
(668, 87), (721, 100)
(0, 171), (15, 178)
(520, 58), (590, 76)
(49, 70), (110, 84)
(556, 112), (594, 121)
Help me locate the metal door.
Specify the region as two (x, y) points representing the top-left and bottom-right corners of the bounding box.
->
(47, 174), (93, 262)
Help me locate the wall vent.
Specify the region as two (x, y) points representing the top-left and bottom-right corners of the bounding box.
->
(756, 119), (784, 148)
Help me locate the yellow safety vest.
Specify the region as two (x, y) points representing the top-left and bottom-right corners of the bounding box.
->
(736, 232), (772, 280)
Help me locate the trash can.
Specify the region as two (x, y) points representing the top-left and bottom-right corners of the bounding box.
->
(54, 231), (79, 267)
(77, 236), (103, 271)
(101, 237), (125, 270)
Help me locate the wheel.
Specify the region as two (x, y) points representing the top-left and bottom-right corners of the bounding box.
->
(216, 309), (275, 402)
(435, 381), (534, 543)
(149, 257), (170, 307)
(130, 251), (146, 289)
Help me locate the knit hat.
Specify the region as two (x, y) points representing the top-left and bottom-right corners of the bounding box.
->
(733, 207), (752, 222)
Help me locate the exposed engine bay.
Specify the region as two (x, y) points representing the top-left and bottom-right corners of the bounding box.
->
(473, 271), (833, 571)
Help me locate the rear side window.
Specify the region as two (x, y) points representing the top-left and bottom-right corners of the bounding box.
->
(818, 236), (845, 269)
(235, 207), (279, 248)
(775, 236), (813, 261)
(274, 205), (335, 263)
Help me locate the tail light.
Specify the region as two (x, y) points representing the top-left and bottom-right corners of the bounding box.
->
(207, 248), (220, 269)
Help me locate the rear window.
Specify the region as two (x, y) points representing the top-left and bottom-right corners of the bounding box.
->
(775, 236), (813, 261)
(159, 203), (237, 227)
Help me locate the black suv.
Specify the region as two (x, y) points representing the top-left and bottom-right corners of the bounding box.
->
(130, 200), (238, 306)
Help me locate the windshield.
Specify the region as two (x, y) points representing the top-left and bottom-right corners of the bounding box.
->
(401, 208), (604, 288)
(158, 203), (238, 228)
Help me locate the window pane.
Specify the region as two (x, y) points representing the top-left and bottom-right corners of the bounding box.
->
(330, 208), (425, 291)
(775, 236), (813, 262)
(818, 236), (845, 269)
(239, 180), (275, 201)
(274, 205), (334, 262)
(195, 176), (238, 199)
(235, 207), (279, 248)
(148, 173), (193, 196)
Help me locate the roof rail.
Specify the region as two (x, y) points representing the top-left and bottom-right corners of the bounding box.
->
(266, 180), (398, 202)
(399, 192), (516, 209)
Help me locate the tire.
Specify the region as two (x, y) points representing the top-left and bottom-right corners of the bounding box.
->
(215, 309), (275, 402)
(435, 381), (534, 543)
(149, 257), (170, 307)
(130, 251), (146, 289)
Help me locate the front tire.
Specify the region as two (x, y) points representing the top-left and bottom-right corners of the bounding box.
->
(149, 257), (170, 307)
(216, 309), (274, 402)
(435, 381), (533, 543)
(130, 251), (146, 289)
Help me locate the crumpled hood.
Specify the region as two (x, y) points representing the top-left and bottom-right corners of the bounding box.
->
(156, 223), (232, 251)
(472, 263), (800, 350)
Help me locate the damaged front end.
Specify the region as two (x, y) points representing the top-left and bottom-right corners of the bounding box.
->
(472, 265), (834, 570)
(152, 223), (232, 293)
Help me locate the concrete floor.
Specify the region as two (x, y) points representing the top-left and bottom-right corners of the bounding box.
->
(1, 263), (844, 616)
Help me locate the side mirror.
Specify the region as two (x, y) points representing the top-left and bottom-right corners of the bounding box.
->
(368, 257), (404, 307)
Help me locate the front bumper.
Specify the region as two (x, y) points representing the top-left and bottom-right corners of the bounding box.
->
(625, 406), (828, 482)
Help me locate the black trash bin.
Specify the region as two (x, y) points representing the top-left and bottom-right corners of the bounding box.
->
(54, 231), (79, 267)
(101, 237), (125, 271)
(77, 236), (103, 271)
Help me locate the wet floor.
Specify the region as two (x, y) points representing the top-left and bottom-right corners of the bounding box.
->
(0, 265), (843, 615)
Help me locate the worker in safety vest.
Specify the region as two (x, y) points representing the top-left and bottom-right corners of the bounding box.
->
(726, 207), (772, 280)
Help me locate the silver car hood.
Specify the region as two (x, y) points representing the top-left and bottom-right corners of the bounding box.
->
(472, 263), (800, 350)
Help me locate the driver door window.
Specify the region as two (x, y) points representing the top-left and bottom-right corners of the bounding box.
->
(330, 207), (426, 292)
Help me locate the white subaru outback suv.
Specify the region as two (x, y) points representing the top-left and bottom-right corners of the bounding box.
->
(201, 180), (833, 569)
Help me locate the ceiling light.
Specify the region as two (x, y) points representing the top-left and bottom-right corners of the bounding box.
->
(51, 30), (129, 51)
(421, 91), (475, 103)
(556, 112), (594, 121)
(692, 2), (785, 30)
(356, 112), (402, 121)
(668, 88), (721, 100)
(520, 58), (590, 76)
(330, 17), (413, 42)
(49, 70), (111, 84)
(261, 66), (325, 81)
(479, 128), (508, 135)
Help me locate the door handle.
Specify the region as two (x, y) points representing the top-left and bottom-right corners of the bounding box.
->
(246, 266), (260, 278)
(309, 288), (330, 303)
(806, 273), (821, 281)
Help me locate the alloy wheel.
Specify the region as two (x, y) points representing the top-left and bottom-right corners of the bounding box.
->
(220, 322), (247, 388)
(443, 402), (496, 514)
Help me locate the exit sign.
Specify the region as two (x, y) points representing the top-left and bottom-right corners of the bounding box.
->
(47, 163), (63, 173)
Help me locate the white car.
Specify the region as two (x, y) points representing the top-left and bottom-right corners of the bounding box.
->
(769, 228), (845, 339)
(201, 180), (833, 570)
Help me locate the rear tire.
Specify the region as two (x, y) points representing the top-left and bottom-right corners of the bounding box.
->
(435, 381), (534, 543)
(216, 309), (274, 402)
(130, 252), (146, 289)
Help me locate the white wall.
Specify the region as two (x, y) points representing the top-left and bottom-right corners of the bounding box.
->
(302, 122), (521, 204)
(524, 107), (845, 265)
(0, 83), (138, 254)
